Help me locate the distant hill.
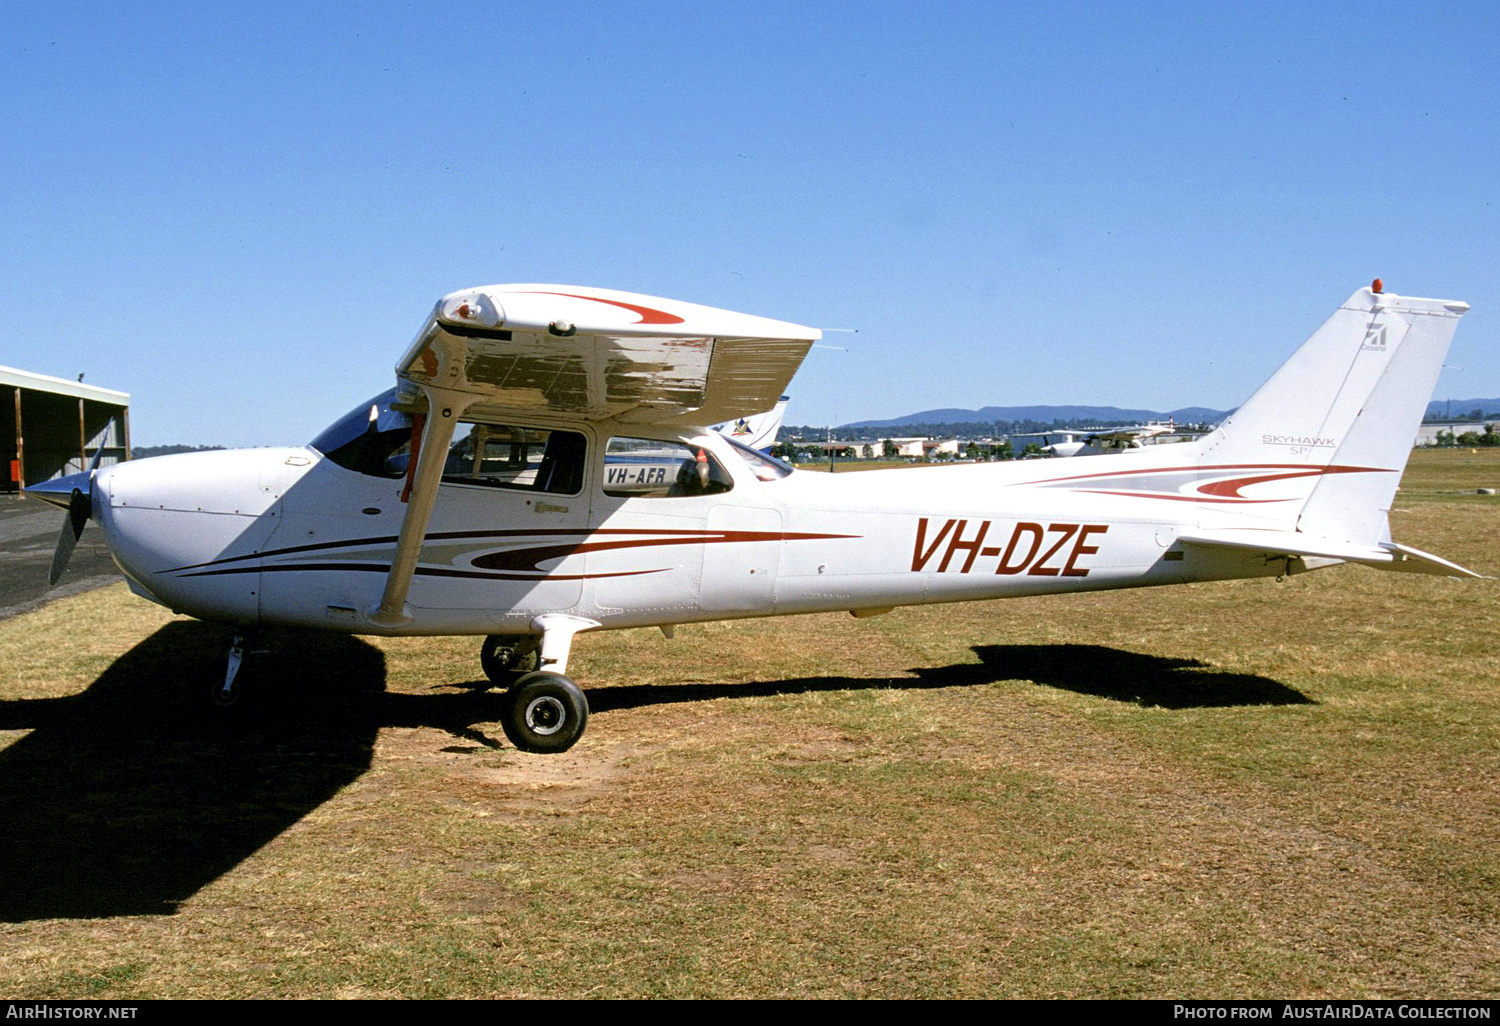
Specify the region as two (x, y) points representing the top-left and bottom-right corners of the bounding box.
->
(130, 445), (227, 460)
(842, 405), (1229, 431)
(821, 396), (1500, 438)
(1425, 398), (1500, 420)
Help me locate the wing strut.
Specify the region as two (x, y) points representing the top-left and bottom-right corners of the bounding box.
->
(370, 333), (478, 625)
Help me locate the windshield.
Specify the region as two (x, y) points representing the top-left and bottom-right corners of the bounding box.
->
(309, 388), (413, 478)
(310, 388), (586, 495)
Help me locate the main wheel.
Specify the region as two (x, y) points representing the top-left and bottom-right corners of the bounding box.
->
(501, 671), (589, 754)
(479, 634), (539, 688)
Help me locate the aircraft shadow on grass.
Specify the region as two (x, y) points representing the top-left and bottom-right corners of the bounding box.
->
(583, 643), (1312, 713)
(0, 626), (1306, 922)
(970, 644), (1314, 708)
(0, 621), (513, 923)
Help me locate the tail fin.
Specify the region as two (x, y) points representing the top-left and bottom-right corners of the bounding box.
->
(1196, 284), (1468, 545)
(713, 395), (789, 452)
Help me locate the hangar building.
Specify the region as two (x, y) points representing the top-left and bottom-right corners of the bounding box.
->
(2, 366), (129, 493)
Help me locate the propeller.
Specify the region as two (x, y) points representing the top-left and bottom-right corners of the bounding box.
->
(25, 447), (105, 586)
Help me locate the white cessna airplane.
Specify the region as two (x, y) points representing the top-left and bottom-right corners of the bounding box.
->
(1041, 420), (1184, 458)
(27, 280), (1478, 753)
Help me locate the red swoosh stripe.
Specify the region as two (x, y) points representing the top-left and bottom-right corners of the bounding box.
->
(471, 529), (844, 573)
(1030, 463), (1392, 505)
(1196, 469), (1330, 498)
(171, 529), (857, 581)
(1029, 463), (1389, 487)
(519, 291), (686, 325)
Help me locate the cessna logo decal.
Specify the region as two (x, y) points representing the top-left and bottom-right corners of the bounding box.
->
(912, 518), (1107, 577)
(1261, 435), (1336, 448)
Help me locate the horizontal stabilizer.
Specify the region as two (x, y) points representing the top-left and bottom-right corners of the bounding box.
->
(1178, 529), (1483, 578)
(1380, 541), (1486, 578)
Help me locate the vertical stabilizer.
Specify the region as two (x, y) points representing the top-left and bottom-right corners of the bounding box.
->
(714, 396), (789, 452)
(1196, 285), (1467, 542)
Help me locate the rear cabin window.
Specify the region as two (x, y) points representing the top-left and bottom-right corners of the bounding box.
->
(602, 437), (734, 498)
(723, 436), (794, 481)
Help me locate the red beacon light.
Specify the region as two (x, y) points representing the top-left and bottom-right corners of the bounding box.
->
(1371, 278), (1384, 294)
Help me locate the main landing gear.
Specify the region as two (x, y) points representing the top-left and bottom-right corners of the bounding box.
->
(502, 672), (588, 754)
(487, 615), (599, 755)
(212, 620), (599, 753)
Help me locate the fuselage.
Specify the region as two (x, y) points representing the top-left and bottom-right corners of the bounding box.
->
(91, 418), (1330, 636)
(75, 282), (1470, 639)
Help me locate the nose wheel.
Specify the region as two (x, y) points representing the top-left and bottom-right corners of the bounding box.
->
(479, 634), (539, 688)
(213, 631), (264, 708)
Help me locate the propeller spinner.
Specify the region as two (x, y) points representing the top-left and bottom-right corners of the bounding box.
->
(24, 448), (104, 586)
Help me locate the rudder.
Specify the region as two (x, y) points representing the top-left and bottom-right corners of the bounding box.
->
(1196, 284), (1468, 544)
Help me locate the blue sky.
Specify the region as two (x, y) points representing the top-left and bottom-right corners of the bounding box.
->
(3, 1), (1497, 445)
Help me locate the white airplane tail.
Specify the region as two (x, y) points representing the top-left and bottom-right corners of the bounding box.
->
(713, 396), (789, 452)
(1184, 283), (1477, 576)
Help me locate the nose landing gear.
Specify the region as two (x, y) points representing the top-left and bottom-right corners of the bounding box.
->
(478, 634), (539, 688)
(214, 631), (266, 708)
(216, 635), (249, 707)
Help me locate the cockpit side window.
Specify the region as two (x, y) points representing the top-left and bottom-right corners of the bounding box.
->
(441, 423), (586, 495)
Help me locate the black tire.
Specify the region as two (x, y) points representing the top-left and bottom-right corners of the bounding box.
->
(501, 671), (588, 754)
(210, 674), (246, 708)
(479, 634), (539, 688)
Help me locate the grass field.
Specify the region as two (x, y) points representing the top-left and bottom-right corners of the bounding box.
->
(0, 450), (1496, 998)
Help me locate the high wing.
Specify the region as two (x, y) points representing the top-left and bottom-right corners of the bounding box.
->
(1084, 423), (1177, 446)
(372, 285), (819, 626)
(393, 284), (820, 427)
(1087, 428), (1154, 444)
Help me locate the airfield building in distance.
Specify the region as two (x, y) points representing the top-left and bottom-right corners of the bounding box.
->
(1, 366), (129, 493)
